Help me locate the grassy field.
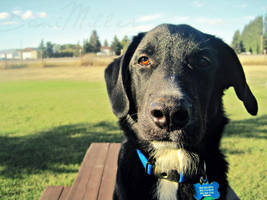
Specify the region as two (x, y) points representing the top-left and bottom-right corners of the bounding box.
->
(0, 64), (266, 199)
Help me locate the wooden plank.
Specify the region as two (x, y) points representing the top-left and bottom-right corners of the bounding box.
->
(97, 143), (121, 200)
(39, 186), (64, 200)
(66, 143), (110, 200)
(59, 186), (71, 200)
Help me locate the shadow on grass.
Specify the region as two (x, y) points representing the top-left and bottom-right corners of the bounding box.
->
(222, 114), (267, 155)
(0, 115), (266, 178)
(224, 114), (267, 139)
(0, 121), (122, 178)
(5, 64), (27, 70)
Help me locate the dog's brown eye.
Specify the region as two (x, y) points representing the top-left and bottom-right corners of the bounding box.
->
(199, 57), (210, 67)
(138, 56), (151, 67)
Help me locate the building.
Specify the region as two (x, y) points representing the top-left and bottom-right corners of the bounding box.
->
(20, 48), (38, 60)
(0, 48), (38, 60)
(97, 46), (113, 56)
(0, 49), (20, 60)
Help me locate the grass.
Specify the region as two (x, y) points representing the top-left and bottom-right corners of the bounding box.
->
(0, 64), (266, 199)
(238, 54), (267, 66)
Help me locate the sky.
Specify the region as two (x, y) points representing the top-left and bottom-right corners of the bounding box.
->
(0, 0), (266, 50)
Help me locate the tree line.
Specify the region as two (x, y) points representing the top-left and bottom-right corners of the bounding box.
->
(38, 30), (131, 58)
(40, 15), (267, 59)
(231, 14), (267, 54)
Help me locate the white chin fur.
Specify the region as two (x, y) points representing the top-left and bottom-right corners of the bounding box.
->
(151, 141), (200, 176)
(155, 180), (178, 200)
(151, 141), (200, 200)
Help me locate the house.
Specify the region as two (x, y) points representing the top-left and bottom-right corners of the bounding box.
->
(0, 48), (38, 60)
(0, 49), (20, 60)
(20, 48), (38, 60)
(97, 46), (113, 56)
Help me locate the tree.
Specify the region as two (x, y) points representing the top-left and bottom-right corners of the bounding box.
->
(104, 39), (109, 47)
(263, 14), (267, 53)
(46, 42), (54, 58)
(83, 39), (93, 53)
(38, 40), (46, 59)
(111, 36), (122, 56)
(232, 15), (266, 54)
(249, 47), (253, 54)
(240, 16), (263, 54)
(239, 40), (246, 53)
(231, 30), (241, 53)
(88, 30), (101, 53)
(264, 33), (267, 53)
(121, 35), (131, 53)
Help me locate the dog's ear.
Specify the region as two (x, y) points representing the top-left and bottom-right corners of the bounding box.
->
(105, 33), (145, 118)
(216, 39), (258, 116)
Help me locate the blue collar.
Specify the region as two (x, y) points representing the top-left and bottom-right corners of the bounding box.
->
(136, 149), (153, 175)
(136, 149), (186, 183)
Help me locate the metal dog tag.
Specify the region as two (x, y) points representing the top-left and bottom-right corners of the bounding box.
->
(194, 180), (220, 200)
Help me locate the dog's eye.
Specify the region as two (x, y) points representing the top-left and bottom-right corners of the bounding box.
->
(138, 56), (152, 67)
(198, 57), (210, 67)
(187, 56), (210, 69)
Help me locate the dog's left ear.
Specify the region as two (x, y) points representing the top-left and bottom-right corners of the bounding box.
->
(216, 39), (258, 116)
(105, 33), (145, 118)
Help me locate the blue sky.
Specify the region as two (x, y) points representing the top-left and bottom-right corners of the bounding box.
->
(0, 0), (266, 50)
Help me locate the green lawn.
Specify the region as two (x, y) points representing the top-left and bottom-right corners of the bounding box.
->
(0, 66), (266, 199)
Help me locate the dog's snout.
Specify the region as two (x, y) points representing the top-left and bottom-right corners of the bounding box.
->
(172, 109), (189, 128)
(150, 98), (190, 130)
(150, 103), (168, 128)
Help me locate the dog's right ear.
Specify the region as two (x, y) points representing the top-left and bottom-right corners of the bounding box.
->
(105, 33), (145, 118)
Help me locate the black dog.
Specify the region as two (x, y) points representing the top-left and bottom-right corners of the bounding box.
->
(105, 24), (258, 200)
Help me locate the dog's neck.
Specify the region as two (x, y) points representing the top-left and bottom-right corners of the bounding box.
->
(149, 143), (203, 200)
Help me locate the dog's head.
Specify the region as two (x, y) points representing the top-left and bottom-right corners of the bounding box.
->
(105, 24), (258, 149)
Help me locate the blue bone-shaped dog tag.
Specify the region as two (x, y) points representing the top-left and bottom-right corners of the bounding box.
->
(194, 181), (220, 200)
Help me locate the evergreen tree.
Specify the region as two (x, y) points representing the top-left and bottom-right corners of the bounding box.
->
(249, 47), (253, 54)
(231, 30), (241, 53)
(104, 39), (109, 47)
(263, 14), (267, 53)
(38, 40), (46, 58)
(111, 36), (122, 56)
(232, 15), (266, 54)
(239, 40), (246, 53)
(121, 35), (131, 53)
(240, 16), (263, 54)
(83, 39), (92, 53)
(89, 30), (101, 53)
(46, 42), (54, 58)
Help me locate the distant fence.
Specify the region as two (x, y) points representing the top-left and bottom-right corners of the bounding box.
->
(1, 54), (266, 69)
(0, 54), (115, 69)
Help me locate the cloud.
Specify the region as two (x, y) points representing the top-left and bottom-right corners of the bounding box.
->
(37, 12), (47, 18)
(195, 17), (224, 25)
(240, 4), (248, 8)
(192, 1), (204, 8)
(2, 21), (18, 25)
(12, 10), (22, 16)
(118, 24), (155, 37)
(21, 10), (34, 20)
(126, 25), (155, 32)
(0, 12), (10, 20)
(136, 14), (163, 23)
(242, 16), (255, 21)
(13, 10), (47, 20)
(165, 16), (190, 24)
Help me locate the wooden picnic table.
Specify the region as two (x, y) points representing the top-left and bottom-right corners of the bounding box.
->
(39, 142), (240, 200)
(39, 143), (121, 200)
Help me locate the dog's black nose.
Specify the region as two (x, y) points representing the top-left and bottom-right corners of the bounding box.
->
(150, 99), (190, 130)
